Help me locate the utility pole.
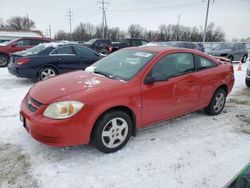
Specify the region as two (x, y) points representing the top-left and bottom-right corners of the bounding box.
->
(98, 0), (108, 39)
(176, 14), (181, 41)
(48, 24), (51, 38)
(66, 8), (73, 40)
(203, 0), (213, 43)
(26, 14), (30, 30)
(177, 14), (180, 25)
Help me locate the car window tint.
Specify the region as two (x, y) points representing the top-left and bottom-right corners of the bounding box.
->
(16, 39), (30, 46)
(74, 46), (99, 57)
(51, 46), (74, 55)
(178, 43), (185, 48)
(152, 53), (195, 81)
(30, 39), (48, 46)
(196, 56), (217, 70)
(131, 40), (140, 46)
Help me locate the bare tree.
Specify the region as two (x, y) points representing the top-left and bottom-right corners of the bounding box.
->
(73, 23), (96, 41)
(54, 30), (70, 40)
(7, 16), (35, 30)
(128, 24), (143, 38)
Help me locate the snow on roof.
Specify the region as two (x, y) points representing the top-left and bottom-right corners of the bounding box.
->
(0, 29), (44, 39)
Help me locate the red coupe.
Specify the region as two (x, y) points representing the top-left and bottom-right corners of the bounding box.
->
(20, 47), (234, 153)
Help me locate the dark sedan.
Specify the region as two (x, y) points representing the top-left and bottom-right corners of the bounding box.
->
(8, 42), (101, 81)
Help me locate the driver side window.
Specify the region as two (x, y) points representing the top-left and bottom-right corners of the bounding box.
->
(151, 53), (195, 81)
(16, 39), (30, 46)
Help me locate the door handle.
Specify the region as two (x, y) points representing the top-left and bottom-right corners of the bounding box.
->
(55, 57), (62, 61)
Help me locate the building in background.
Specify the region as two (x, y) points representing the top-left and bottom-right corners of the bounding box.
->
(0, 29), (44, 43)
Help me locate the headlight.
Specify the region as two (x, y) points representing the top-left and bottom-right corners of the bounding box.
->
(43, 101), (84, 119)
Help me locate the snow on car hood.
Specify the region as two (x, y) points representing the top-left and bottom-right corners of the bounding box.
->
(29, 70), (126, 104)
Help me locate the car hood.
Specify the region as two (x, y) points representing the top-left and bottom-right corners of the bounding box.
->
(208, 49), (231, 54)
(29, 70), (127, 104)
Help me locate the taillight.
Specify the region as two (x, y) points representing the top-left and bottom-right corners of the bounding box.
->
(16, 58), (31, 65)
(108, 46), (113, 52)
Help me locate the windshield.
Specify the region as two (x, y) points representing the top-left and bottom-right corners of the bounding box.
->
(0, 38), (18, 46)
(85, 39), (96, 44)
(86, 49), (156, 81)
(213, 44), (234, 50)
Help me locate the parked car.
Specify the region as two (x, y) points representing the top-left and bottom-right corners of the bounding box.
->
(168, 41), (205, 52)
(0, 37), (53, 67)
(20, 47), (234, 153)
(246, 64), (250, 87)
(208, 43), (248, 63)
(84, 39), (112, 54)
(8, 42), (101, 81)
(0, 39), (11, 43)
(112, 38), (149, 52)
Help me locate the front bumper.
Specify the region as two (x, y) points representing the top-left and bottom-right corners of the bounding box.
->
(20, 94), (92, 147)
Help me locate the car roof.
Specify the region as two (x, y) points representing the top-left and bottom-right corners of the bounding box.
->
(126, 46), (197, 53)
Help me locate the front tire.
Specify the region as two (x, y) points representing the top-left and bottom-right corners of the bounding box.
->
(0, 54), (9, 67)
(246, 78), (250, 88)
(228, 56), (233, 63)
(37, 67), (57, 81)
(242, 55), (247, 64)
(205, 88), (226, 115)
(92, 111), (132, 153)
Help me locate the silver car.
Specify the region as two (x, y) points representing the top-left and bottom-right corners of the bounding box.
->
(246, 64), (250, 87)
(208, 43), (248, 63)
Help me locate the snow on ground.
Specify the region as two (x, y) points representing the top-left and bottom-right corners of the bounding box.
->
(0, 62), (249, 188)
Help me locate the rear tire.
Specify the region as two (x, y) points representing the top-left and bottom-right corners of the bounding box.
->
(92, 111), (132, 153)
(242, 55), (247, 64)
(205, 88), (226, 115)
(228, 56), (233, 63)
(0, 54), (9, 67)
(246, 79), (250, 88)
(37, 67), (57, 81)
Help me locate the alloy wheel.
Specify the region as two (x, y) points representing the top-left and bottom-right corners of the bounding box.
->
(101, 117), (129, 149)
(213, 93), (225, 113)
(40, 68), (56, 80)
(0, 55), (8, 67)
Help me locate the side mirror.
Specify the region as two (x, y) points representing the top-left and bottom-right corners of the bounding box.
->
(11, 42), (17, 47)
(144, 76), (155, 84)
(144, 73), (168, 85)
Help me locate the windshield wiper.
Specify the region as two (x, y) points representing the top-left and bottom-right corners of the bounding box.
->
(93, 70), (125, 81)
(93, 70), (112, 78)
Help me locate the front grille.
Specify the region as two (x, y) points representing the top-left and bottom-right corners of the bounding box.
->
(26, 100), (37, 112)
(25, 95), (43, 113)
(30, 97), (42, 107)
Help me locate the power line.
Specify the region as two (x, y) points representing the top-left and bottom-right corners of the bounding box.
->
(66, 8), (73, 40)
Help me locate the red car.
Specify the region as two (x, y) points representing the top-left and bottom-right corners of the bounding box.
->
(0, 37), (53, 67)
(20, 47), (234, 153)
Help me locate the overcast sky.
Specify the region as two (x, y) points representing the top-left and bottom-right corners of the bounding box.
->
(1, 0), (250, 40)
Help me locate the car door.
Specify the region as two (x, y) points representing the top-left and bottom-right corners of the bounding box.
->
(11, 39), (32, 53)
(49, 46), (80, 72)
(233, 44), (241, 61)
(194, 55), (221, 107)
(74, 45), (101, 69)
(141, 52), (201, 126)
